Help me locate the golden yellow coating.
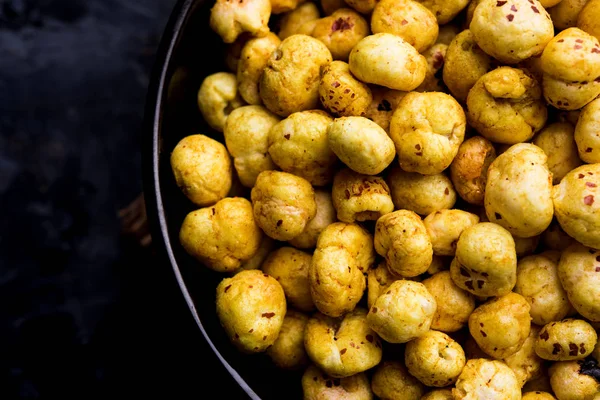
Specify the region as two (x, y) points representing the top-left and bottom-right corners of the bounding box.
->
(464, 0), (484, 30)
(311, 8), (370, 61)
(259, 34), (332, 117)
(558, 243), (600, 321)
(302, 364), (374, 400)
(327, 116), (395, 175)
(225, 35), (251, 73)
(390, 91), (466, 175)
(550, 0), (589, 30)
(170, 134), (232, 207)
(266, 310), (310, 369)
(453, 359), (521, 399)
(443, 30), (493, 102)
(575, 98), (600, 163)
(197, 72), (245, 133)
(237, 33), (281, 105)
(261, 246), (315, 312)
(533, 122), (582, 184)
(310, 222), (375, 317)
(304, 309), (383, 377)
(374, 210), (433, 278)
(522, 392), (557, 400)
(450, 136), (496, 206)
(485, 143), (554, 238)
(466, 67), (547, 145)
(367, 280), (437, 343)
(513, 235), (540, 257)
(223, 105), (280, 187)
(426, 255), (450, 275)
(422, 271), (475, 332)
(405, 330), (467, 387)
(319, 61), (373, 117)
(424, 209), (480, 256)
(450, 222), (517, 296)
(421, 389), (453, 400)
(470, 0), (554, 63)
(468, 293), (532, 359)
(387, 167), (457, 215)
(268, 110), (337, 186)
(503, 325), (544, 387)
(515, 251), (574, 326)
(321, 0), (347, 14)
(234, 236), (275, 274)
(278, 2), (320, 39)
(541, 219), (578, 252)
(543, 74), (600, 111)
(552, 163), (600, 250)
(332, 168), (394, 223)
(251, 170), (317, 241)
(371, 0), (439, 53)
(419, 0), (470, 23)
(371, 361), (426, 400)
(209, 0), (271, 43)
(549, 360), (600, 400)
(343, 0), (378, 14)
(415, 43), (448, 93)
(364, 87), (407, 133)
(289, 189), (336, 249)
(271, 0), (306, 14)
(366, 261), (401, 309)
(179, 197), (263, 272)
(578, 0), (600, 40)
(215, 269), (286, 352)
(348, 33), (427, 91)
(535, 319), (597, 361)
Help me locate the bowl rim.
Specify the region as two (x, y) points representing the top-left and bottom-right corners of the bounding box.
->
(142, 0), (260, 398)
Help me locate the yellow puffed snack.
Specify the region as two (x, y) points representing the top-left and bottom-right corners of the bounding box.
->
(237, 33), (281, 105)
(371, 361), (425, 400)
(366, 261), (401, 309)
(533, 122), (582, 184)
(453, 359), (521, 399)
(271, 0), (306, 14)
(311, 8), (370, 60)
(278, 2), (320, 39)
(266, 310), (310, 370)
(319, 61), (373, 117)
(522, 392), (557, 400)
(575, 97), (600, 163)
(343, 0), (378, 14)
(321, 0), (346, 14)
(503, 325), (544, 387)
(364, 87), (407, 133)
(209, 0), (271, 43)
(424, 209), (480, 256)
(549, 360), (600, 400)
(416, 43), (448, 93)
(578, 0), (600, 40)
(535, 319), (597, 361)
(301, 364), (373, 400)
(288, 189), (336, 249)
(197, 72), (245, 132)
(549, 0), (588, 30)
(421, 389), (454, 400)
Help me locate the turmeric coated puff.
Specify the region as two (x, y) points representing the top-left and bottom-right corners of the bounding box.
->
(278, 2), (320, 39)
(302, 364), (374, 400)
(534, 122), (582, 184)
(550, 0), (590, 31)
(197, 72), (245, 133)
(417, 0), (470, 24)
(216, 269), (286, 353)
(522, 391), (557, 399)
(266, 310), (310, 370)
(311, 8), (370, 61)
(466, 67), (547, 145)
(319, 61), (373, 117)
(364, 87), (407, 133)
(179, 197), (262, 273)
(389, 91), (466, 175)
(535, 319), (597, 361)
(558, 243), (600, 321)
(423, 209), (480, 257)
(209, 0), (271, 43)
(259, 34), (332, 117)
(237, 33), (281, 105)
(469, 0), (554, 64)
(575, 97), (600, 164)
(304, 309), (383, 377)
(271, 0), (306, 14)
(549, 360), (600, 400)
(288, 189), (336, 249)
(578, 0), (600, 40)
(416, 43), (448, 93)
(453, 359), (521, 400)
(421, 389), (454, 400)
(171, 134), (232, 207)
(371, 361), (425, 400)
(366, 261), (401, 309)
(251, 170), (317, 241)
(503, 325), (544, 387)
(343, 0), (378, 14)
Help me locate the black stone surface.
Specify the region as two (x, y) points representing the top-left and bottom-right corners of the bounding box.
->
(0, 0), (248, 398)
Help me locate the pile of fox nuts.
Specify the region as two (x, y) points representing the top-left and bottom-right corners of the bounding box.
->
(170, 0), (600, 397)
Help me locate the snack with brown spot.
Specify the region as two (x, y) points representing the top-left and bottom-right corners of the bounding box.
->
(423, 270), (476, 332)
(288, 189), (336, 249)
(575, 97), (600, 163)
(503, 325), (544, 387)
(535, 319), (597, 361)
(266, 310), (310, 369)
(319, 61), (373, 117)
(424, 209), (480, 256)
(549, 360), (600, 400)
(453, 359), (521, 399)
(371, 361), (425, 400)
(197, 72), (246, 132)
(278, 2), (320, 39)
(449, 136), (496, 206)
(237, 32), (281, 105)
(533, 122), (582, 184)
(301, 364), (373, 399)
(311, 8), (370, 60)
(209, 0), (271, 43)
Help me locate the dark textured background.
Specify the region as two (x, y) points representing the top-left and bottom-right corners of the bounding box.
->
(0, 0), (248, 397)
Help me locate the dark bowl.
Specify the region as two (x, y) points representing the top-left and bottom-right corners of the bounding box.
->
(142, 0), (304, 398)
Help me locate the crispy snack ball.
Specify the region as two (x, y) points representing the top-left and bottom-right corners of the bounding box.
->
(405, 330), (467, 387)
(224, 105), (279, 188)
(332, 168), (394, 223)
(364, 87), (407, 133)
(271, 0), (306, 14)
(288, 189), (336, 249)
(170, 134), (232, 207)
(466, 67), (547, 145)
(515, 251), (575, 326)
(535, 319), (598, 361)
(319, 61), (373, 117)
(450, 222), (517, 297)
(179, 197), (262, 273)
(468, 292), (532, 359)
(251, 170), (317, 241)
(578, 0), (600, 40)
(453, 359), (521, 400)
(390, 91), (466, 175)
(304, 309), (383, 377)
(371, 361), (426, 400)
(575, 98), (600, 163)
(237, 33), (281, 105)
(343, 0), (378, 14)
(533, 122), (582, 184)
(367, 280), (437, 343)
(421, 389), (454, 400)
(259, 34), (332, 117)
(549, 360), (600, 400)
(371, 0), (439, 53)
(266, 310), (310, 370)
(374, 210), (433, 278)
(327, 116), (395, 175)
(310, 222), (375, 317)
(416, 43), (448, 93)
(387, 167), (457, 215)
(424, 209), (480, 256)
(549, 0), (589, 30)
(469, 0), (554, 64)
(268, 110), (337, 186)
(552, 163), (600, 250)
(522, 392), (557, 400)
(418, 0), (470, 24)
(349, 33), (427, 91)
(450, 136), (496, 206)
(485, 143), (554, 238)
(558, 243), (600, 322)
(261, 246), (315, 312)
(197, 72), (245, 133)
(367, 261), (401, 309)
(422, 271), (475, 333)
(302, 364), (374, 400)
(225, 35), (251, 73)
(209, 0), (271, 43)
(311, 8), (370, 61)
(504, 325), (544, 387)
(215, 269), (286, 353)
(278, 2), (320, 40)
